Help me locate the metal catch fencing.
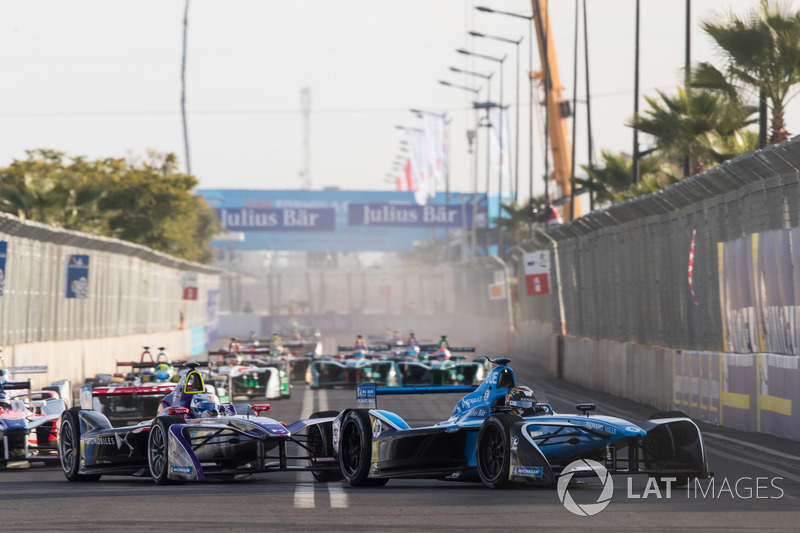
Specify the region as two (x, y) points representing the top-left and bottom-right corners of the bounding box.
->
(0, 213), (221, 346)
(513, 135), (800, 355)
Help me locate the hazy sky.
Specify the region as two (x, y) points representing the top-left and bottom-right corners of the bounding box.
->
(0, 0), (781, 202)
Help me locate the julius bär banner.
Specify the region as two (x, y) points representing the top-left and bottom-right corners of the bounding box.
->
(216, 207), (335, 232)
(347, 203), (477, 228)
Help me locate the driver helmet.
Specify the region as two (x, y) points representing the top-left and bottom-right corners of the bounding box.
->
(225, 353), (242, 366)
(505, 386), (537, 416)
(189, 393), (221, 418)
(436, 347), (451, 360)
(0, 391), (9, 411)
(154, 363), (173, 381)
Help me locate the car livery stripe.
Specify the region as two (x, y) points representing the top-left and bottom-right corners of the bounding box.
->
(169, 424), (205, 481)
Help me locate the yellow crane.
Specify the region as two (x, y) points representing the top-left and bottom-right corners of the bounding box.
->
(531, 0), (581, 220)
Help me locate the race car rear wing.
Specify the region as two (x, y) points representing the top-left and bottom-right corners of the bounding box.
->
(7, 365), (48, 374)
(116, 361), (208, 369)
(1, 379), (33, 402)
(79, 384), (175, 409)
(356, 383), (477, 409)
(418, 345), (476, 353)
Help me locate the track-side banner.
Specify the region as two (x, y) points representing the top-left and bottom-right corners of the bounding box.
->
(347, 203), (476, 228)
(718, 228), (799, 355)
(216, 208), (336, 232)
(65, 254), (89, 299)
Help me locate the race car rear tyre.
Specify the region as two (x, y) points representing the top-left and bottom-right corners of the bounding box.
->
(148, 415), (186, 485)
(59, 407), (101, 482)
(339, 410), (388, 487)
(476, 413), (520, 489)
(308, 410), (344, 482)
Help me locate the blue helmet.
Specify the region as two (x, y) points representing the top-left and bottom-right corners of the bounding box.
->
(189, 393), (221, 418)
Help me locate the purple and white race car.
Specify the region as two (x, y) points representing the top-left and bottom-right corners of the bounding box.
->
(57, 363), (340, 484)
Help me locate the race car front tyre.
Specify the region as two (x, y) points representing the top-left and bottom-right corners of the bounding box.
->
(308, 410), (344, 482)
(339, 410), (388, 487)
(148, 415), (186, 485)
(476, 413), (521, 489)
(59, 408), (101, 482)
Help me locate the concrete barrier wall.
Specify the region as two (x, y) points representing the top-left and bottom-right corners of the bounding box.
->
(561, 336), (676, 411)
(2, 329), (191, 392)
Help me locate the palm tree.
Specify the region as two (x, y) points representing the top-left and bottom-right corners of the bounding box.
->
(578, 151), (673, 207)
(694, 1), (800, 145)
(0, 150), (108, 232)
(494, 197), (546, 245)
(630, 87), (758, 174)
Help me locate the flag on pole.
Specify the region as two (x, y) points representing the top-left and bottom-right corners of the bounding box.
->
(489, 107), (510, 192)
(688, 229), (698, 305)
(409, 129), (432, 205)
(424, 115), (445, 188)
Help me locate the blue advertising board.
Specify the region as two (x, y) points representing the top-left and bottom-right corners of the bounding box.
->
(216, 207), (336, 232)
(347, 203), (478, 228)
(198, 189), (485, 252)
(65, 254), (89, 299)
(0, 241), (6, 296)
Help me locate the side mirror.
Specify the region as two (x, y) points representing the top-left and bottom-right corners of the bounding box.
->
(576, 403), (596, 415)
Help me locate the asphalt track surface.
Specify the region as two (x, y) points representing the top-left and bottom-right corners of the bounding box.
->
(2, 350), (800, 531)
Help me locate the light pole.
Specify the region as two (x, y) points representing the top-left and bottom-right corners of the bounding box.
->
(456, 49), (507, 232)
(439, 80), (482, 259)
(469, 31), (523, 203)
(476, 6), (535, 207)
(448, 66), (494, 211)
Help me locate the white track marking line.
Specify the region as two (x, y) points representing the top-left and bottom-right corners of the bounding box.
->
(327, 483), (348, 508)
(294, 483), (315, 508)
(707, 447), (800, 499)
(318, 388), (329, 412)
(704, 432), (800, 463)
(296, 390), (316, 508)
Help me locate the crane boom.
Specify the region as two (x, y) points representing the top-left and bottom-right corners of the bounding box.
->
(531, 0), (580, 220)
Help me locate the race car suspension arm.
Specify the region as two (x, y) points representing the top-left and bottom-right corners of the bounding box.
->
(188, 428), (240, 452)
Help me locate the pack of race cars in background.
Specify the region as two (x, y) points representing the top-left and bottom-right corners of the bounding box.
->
(310, 333), (489, 388)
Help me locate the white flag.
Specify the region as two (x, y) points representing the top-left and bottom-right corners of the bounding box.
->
(489, 107), (510, 193)
(424, 115), (445, 188)
(409, 129), (430, 205)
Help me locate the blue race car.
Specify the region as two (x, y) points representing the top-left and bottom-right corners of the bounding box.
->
(332, 358), (709, 489)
